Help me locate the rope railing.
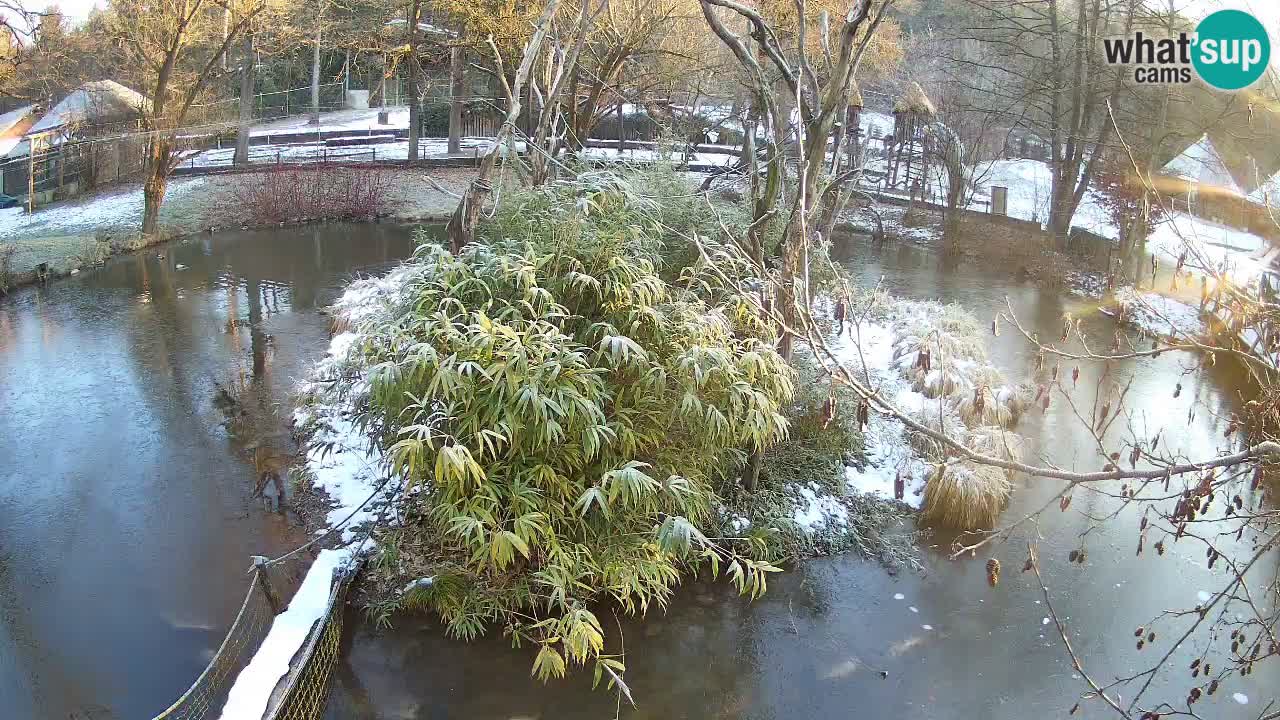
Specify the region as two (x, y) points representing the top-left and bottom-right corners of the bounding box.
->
(148, 560), (297, 720)
(144, 552), (361, 720)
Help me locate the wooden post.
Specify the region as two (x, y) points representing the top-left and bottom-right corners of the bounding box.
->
(27, 138), (35, 213)
(253, 559), (282, 614)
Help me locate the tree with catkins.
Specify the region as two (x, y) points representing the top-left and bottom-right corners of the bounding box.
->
(685, 127), (1280, 715)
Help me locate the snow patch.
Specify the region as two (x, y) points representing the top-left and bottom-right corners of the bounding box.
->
(792, 482), (851, 529)
(833, 321), (930, 508)
(215, 549), (347, 720)
(1113, 288), (1208, 340)
(0, 177), (209, 240)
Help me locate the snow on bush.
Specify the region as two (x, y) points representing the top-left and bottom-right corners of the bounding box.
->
(818, 296), (1027, 528)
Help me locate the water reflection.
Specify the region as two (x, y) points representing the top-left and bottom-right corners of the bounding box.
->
(0, 223), (417, 719)
(325, 233), (1277, 720)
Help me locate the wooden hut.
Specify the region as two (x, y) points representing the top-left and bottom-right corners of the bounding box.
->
(844, 80), (865, 155)
(888, 81), (936, 191)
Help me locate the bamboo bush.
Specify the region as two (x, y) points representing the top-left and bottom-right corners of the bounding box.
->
(353, 174), (792, 685)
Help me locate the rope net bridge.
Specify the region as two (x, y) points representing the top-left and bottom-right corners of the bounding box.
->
(150, 553), (360, 720)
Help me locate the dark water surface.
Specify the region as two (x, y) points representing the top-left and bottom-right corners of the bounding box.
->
(0, 224), (417, 719)
(325, 236), (1278, 719)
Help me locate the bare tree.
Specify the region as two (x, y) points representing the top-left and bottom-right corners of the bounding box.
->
(699, 0), (895, 359)
(525, 0), (598, 185)
(446, 0), (563, 252)
(107, 0), (267, 235)
(944, 0), (1137, 245)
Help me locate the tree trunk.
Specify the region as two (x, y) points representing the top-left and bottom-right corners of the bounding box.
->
(447, 0), (562, 252)
(406, 0), (423, 160)
(616, 98), (624, 152)
(142, 138), (172, 237)
(448, 45), (464, 154)
(308, 18), (321, 126)
(776, 225), (804, 361)
(235, 31), (255, 165)
(1048, 177), (1074, 249)
(741, 449), (762, 491)
(407, 69), (420, 160)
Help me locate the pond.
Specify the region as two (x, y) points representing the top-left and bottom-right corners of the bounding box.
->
(2, 224), (1272, 719)
(0, 223), (419, 719)
(322, 234), (1278, 719)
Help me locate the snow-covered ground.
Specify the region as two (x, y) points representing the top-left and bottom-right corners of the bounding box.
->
(0, 177), (210, 238)
(249, 106), (412, 137)
(182, 136), (492, 169)
(216, 267), (421, 718)
(834, 321), (932, 509)
(967, 157), (1271, 288)
(1112, 287), (1209, 339)
(971, 158), (1118, 238)
(1147, 212), (1269, 285)
(579, 145), (738, 168)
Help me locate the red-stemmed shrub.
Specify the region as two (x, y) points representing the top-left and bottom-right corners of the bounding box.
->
(230, 165), (392, 225)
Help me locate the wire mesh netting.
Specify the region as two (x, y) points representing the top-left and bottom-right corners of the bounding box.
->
(147, 556), (353, 720)
(266, 567), (355, 720)
(149, 568), (281, 720)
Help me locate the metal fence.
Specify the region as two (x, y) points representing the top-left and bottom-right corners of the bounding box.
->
(0, 134), (148, 204)
(186, 84), (347, 128)
(264, 566), (358, 720)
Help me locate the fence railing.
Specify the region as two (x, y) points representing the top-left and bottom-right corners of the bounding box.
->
(171, 138), (488, 176)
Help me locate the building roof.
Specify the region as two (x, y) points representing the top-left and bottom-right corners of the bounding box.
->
(848, 80), (863, 109)
(893, 82), (935, 116)
(1160, 134), (1243, 196)
(1248, 171), (1280, 206)
(28, 80), (147, 134)
(0, 104), (36, 158)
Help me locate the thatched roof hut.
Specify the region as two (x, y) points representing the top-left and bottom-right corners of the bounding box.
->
(848, 80), (864, 110)
(894, 82), (935, 117)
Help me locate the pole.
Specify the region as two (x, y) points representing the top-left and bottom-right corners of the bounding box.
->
(27, 139), (35, 214)
(253, 560), (282, 614)
(616, 98), (624, 152)
(448, 45), (465, 154)
(309, 0), (322, 126)
(343, 49), (350, 104)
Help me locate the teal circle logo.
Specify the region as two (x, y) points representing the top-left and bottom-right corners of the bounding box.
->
(1193, 10), (1270, 90)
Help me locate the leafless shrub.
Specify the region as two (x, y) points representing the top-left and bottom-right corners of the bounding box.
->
(230, 166), (393, 226)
